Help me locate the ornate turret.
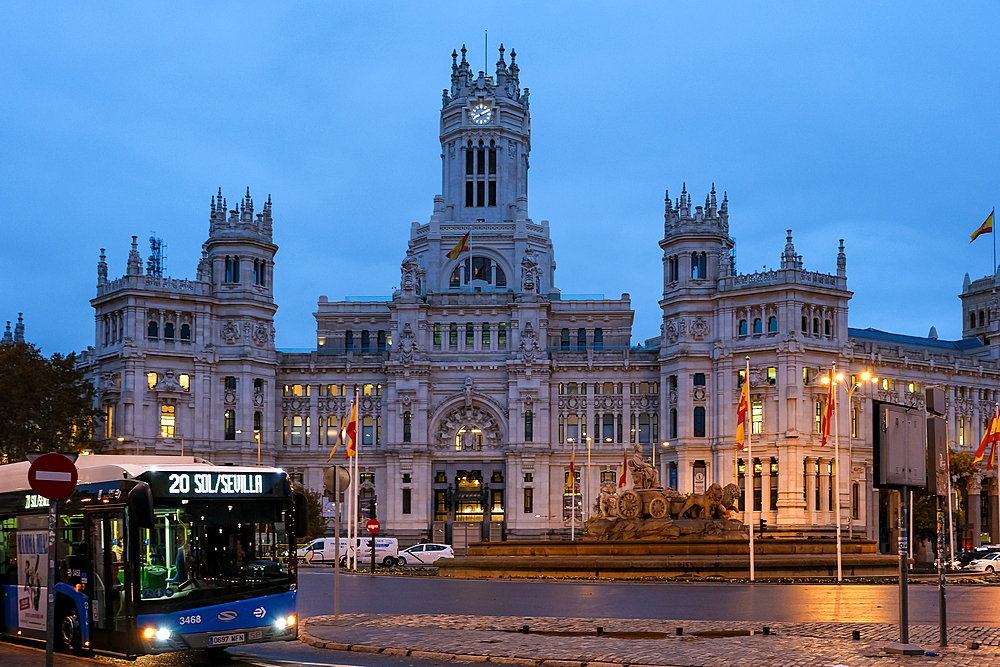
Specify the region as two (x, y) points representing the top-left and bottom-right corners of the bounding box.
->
(2, 321), (11, 344)
(13, 313), (24, 344)
(837, 239), (846, 278)
(98, 248), (108, 285)
(127, 236), (143, 276)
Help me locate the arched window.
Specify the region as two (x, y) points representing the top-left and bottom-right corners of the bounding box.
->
(345, 330), (354, 351)
(148, 321), (158, 338)
(496, 264), (506, 288)
(691, 252), (700, 279)
(594, 328), (603, 350)
(813, 318), (820, 334)
(971, 312), (977, 329)
(802, 316), (808, 333)
(361, 330), (370, 353)
(753, 318), (762, 334)
(577, 328), (586, 351)
(739, 320), (747, 336)
(980, 311), (986, 328)
(377, 330), (386, 352)
(768, 317), (777, 333)
(693, 406), (706, 437)
(561, 328), (570, 351)
(450, 265), (462, 288)
(164, 322), (174, 339)
(180, 323), (191, 340)
(824, 319), (832, 336)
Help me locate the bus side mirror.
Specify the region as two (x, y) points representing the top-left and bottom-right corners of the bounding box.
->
(294, 492), (308, 538)
(120, 480), (155, 529)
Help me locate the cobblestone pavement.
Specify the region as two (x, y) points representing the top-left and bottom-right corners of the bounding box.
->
(301, 614), (1000, 667)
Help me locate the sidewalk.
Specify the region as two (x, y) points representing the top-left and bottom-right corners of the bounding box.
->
(301, 614), (1000, 667)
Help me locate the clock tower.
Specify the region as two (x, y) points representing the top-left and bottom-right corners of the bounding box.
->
(406, 45), (556, 297)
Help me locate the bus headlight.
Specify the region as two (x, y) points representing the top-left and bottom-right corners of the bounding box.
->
(275, 618), (287, 631)
(156, 628), (171, 641)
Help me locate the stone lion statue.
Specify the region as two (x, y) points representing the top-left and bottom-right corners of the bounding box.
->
(721, 483), (742, 520)
(597, 482), (618, 518)
(679, 483), (725, 519)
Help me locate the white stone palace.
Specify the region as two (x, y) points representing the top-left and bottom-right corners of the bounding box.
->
(82, 46), (1000, 554)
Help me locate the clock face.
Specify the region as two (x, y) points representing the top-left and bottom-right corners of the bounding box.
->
(470, 103), (492, 125)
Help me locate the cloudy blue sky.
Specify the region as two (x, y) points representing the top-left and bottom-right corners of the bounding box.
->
(3, 2), (998, 356)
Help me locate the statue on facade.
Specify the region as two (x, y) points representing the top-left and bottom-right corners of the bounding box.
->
(520, 249), (541, 293)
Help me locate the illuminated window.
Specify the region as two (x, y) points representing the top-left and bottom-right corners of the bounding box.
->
(179, 374), (190, 392)
(160, 405), (175, 438)
(523, 488), (533, 513)
(767, 367), (777, 385)
(751, 401), (763, 435)
(815, 401), (823, 433)
(326, 416), (338, 444)
(291, 416), (303, 445)
(147, 372), (157, 389)
(225, 410), (236, 440)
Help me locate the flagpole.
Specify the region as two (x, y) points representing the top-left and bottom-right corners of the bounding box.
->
(833, 362), (843, 582)
(745, 355), (754, 582)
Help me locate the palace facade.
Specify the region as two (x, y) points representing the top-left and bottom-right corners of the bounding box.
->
(82, 46), (1000, 553)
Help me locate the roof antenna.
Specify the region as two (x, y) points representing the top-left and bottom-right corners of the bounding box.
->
(485, 29), (488, 72)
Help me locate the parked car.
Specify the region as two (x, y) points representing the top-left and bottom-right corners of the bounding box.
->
(340, 537), (400, 568)
(397, 543), (455, 566)
(297, 538), (349, 564)
(952, 546), (1000, 569)
(966, 551), (1000, 573)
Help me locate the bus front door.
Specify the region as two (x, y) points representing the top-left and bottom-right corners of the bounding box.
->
(86, 510), (132, 655)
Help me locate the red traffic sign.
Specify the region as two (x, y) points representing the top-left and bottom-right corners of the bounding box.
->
(28, 453), (78, 500)
(366, 518), (380, 534)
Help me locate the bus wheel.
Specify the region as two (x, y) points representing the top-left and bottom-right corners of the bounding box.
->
(57, 606), (80, 654)
(205, 647), (231, 664)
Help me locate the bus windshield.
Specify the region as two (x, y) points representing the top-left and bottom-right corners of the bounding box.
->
(138, 499), (292, 605)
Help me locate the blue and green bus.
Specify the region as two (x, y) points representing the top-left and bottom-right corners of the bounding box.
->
(0, 455), (305, 658)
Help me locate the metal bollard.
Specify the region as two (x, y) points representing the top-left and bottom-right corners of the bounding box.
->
(676, 627), (683, 636)
(852, 630), (861, 641)
(522, 625), (529, 634)
(763, 627), (770, 635)
(596, 627), (603, 636)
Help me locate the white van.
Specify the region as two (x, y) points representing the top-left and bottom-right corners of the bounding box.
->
(297, 537), (349, 564)
(345, 537), (399, 567)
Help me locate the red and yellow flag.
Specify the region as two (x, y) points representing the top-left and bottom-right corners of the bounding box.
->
(821, 370), (835, 445)
(971, 210), (994, 243)
(328, 398), (358, 460)
(618, 448), (628, 489)
(973, 409), (999, 467)
(736, 376), (749, 449)
(446, 232), (470, 260)
(567, 449), (576, 491)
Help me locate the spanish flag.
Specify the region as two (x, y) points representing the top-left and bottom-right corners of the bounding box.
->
(971, 210), (994, 243)
(736, 376), (749, 449)
(618, 448), (628, 489)
(328, 398), (359, 460)
(973, 409), (999, 467)
(446, 232), (470, 260)
(820, 369), (835, 445)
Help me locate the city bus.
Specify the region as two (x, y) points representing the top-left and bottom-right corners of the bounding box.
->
(0, 455), (305, 658)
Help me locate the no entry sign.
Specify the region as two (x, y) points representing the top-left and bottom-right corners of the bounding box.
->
(28, 453), (78, 500)
(366, 518), (380, 534)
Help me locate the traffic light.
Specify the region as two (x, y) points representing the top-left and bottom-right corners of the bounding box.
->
(758, 518), (767, 534)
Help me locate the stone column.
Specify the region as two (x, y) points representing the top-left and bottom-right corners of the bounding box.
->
(819, 460), (830, 526)
(989, 477), (1000, 545)
(761, 460), (771, 515)
(968, 476), (983, 547)
(805, 457), (817, 524)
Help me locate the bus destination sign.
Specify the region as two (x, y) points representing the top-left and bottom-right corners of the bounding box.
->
(141, 471), (285, 498)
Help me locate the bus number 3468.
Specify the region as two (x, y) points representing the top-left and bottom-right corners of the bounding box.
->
(178, 615), (202, 625)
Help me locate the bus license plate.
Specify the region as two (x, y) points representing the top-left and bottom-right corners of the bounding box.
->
(209, 633), (245, 646)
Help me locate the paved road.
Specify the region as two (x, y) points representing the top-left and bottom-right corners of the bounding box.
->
(294, 569), (1000, 626)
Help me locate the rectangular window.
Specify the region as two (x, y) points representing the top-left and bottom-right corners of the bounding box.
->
(435, 489), (448, 521)
(523, 488), (533, 513)
(450, 323), (458, 347)
(433, 323), (442, 347)
(577, 328), (586, 351)
(305, 416), (311, 446)
(767, 367), (777, 385)
(770, 459), (779, 510)
(104, 402), (115, 439)
(693, 373), (706, 386)
(482, 323), (490, 346)
(477, 180), (485, 207)
(491, 489), (504, 515)
(600, 470), (617, 484)
(498, 322), (506, 347)
(327, 416), (338, 444)
(465, 181), (474, 207)
(291, 416), (303, 445)
(851, 406), (858, 439)
(160, 405), (175, 438)
(603, 413), (614, 443)
(488, 180), (496, 207)
(363, 416), (374, 446)
(403, 411), (411, 443)
(180, 374), (190, 391)
(225, 409), (236, 440)
(594, 328), (603, 350)
(815, 401), (823, 433)
(225, 376), (237, 390)
(751, 401), (763, 435)
(402, 488), (412, 514)
(638, 413), (651, 443)
(466, 323), (475, 346)
(524, 410), (533, 442)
